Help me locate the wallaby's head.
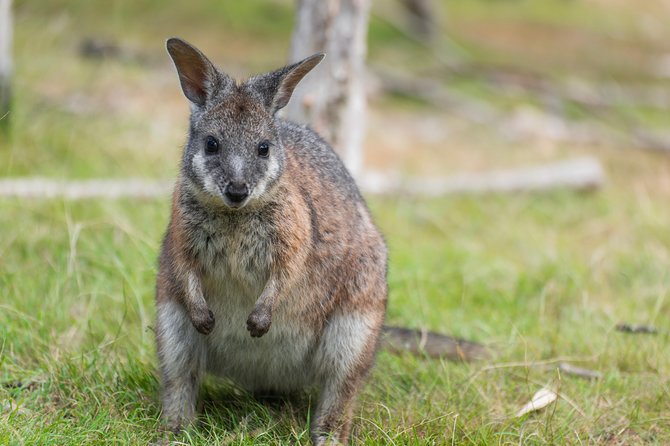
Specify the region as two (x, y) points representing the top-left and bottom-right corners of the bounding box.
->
(166, 37), (323, 209)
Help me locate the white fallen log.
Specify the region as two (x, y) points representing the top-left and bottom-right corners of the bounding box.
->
(0, 178), (173, 199)
(0, 158), (603, 200)
(359, 157), (604, 196)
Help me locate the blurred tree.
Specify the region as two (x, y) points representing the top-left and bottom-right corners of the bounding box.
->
(0, 0), (11, 133)
(286, 0), (370, 178)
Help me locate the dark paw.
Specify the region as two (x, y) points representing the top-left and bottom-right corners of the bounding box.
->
(193, 310), (215, 335)
(246, 310), (271, 338)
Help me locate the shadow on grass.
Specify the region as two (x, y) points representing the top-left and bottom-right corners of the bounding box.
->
(199, 380), (312, 433)
(109, 360), (313, 442)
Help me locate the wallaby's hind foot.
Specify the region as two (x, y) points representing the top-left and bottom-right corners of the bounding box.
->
(155, 299), (205, 433)
(310, 309), (384, 444)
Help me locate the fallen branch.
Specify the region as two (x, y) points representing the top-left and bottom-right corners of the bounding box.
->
(0, 158), (604, 200)
(0, 178), (172, 199)
(373, 69), (498, 124)
(558, 362), (602, 380)
(359, 157), (604, 196)
(448, 65), (670, 112)
(632, 130), (670, 153)
(374, 69), (670, 153)
(382, 325), (490, 361)
(615, 323), (658, 335)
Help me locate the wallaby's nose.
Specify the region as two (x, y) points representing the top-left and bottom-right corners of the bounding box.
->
(224, 182), (249, 204)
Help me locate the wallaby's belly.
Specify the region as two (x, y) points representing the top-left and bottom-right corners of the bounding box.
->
(203, 278), (318, 392)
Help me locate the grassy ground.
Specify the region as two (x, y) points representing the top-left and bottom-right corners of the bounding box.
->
(1, 0), (670, 444)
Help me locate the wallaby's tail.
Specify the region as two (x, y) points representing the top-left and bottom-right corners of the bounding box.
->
(381, 325), (490, 361)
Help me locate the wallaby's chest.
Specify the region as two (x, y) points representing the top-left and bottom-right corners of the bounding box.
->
(186, 211), (317, 391)
(189, 212), (274, 290)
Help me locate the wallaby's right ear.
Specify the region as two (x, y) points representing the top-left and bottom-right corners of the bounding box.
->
(248, 53), (325, 115)
(166, 38), (225, 107)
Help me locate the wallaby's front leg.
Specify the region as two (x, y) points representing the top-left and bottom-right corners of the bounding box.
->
(185, 271), (215, 335)
(246, 277), (278, 337)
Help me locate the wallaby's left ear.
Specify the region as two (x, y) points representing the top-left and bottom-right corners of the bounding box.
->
(249, 53), (325, 114)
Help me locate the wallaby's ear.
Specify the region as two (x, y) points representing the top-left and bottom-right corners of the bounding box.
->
(166, 37), (224, 107)
(249, 53), (325, 114)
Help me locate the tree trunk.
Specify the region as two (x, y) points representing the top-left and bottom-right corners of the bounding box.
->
(287, 0), (370, 178)
(0, 0), (12, 132)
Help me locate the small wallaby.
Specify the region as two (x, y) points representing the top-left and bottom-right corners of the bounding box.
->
(156, 38), (387, 445)
(156, 38), (487, 445)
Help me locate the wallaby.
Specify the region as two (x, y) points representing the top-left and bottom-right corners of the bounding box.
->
(156, 37), (387, 445)
(156, 38), (486, 445)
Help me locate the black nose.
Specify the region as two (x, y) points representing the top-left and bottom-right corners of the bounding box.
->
(224, 182), (249, 203)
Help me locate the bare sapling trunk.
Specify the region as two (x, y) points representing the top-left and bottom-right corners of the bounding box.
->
(0, 0), (12, 132)
(287, 0), (370, 178)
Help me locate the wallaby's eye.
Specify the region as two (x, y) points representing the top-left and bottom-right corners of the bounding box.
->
(257, 141), (270, 158)
(205, 136), (219, 155)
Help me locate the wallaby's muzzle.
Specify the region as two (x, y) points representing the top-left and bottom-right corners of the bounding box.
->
(224, 182), (250, 205)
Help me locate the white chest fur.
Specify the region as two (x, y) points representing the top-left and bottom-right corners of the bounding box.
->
(191, 215), (317, 392)
(191, 211), (273, 290)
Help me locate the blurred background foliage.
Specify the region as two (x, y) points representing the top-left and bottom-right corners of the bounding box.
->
(4, 0), (670, 179)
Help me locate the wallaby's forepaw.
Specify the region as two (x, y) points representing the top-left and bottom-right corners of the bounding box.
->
(192, 309), (215, 335)
(246, 308), (271, 337)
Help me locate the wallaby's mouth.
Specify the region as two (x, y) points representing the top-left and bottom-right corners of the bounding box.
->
(222, 197), (249, 209)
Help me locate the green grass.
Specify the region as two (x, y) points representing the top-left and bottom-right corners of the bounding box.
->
(1, 189), (668, 444)
(2, 0), (670, 444)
